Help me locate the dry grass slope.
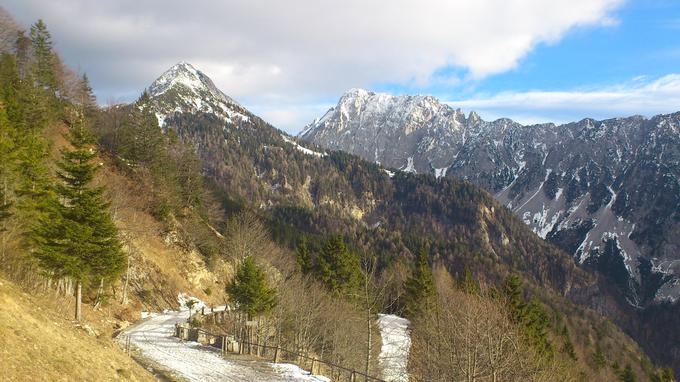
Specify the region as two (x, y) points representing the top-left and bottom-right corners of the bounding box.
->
(0, 277), (154, 382)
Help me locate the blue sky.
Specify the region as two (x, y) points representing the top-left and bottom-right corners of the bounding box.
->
(4, 0), (680, 132)
(373, 0), (680, 124)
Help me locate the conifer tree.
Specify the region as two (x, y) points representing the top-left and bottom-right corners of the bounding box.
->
(0, 88), (16, 223)
(620, 364), (637, 382)
(32, 119), (125, 321)
(0, 182), (11, 231)
(78, 73), (96, 115)
(0, 52), (50, 233)
(503, 274), (553, 356)
(295, 235), (311, 273)
(226, 256), (277, 319)
(14, 31), (31, 79)
(29, 20), (57, 93)
(457, 266), (479, 294)
(503, 273), (525, 321)
(316, 234), (361, 296)
(402, 247), (436, 318)
(592, 345), (607, 370)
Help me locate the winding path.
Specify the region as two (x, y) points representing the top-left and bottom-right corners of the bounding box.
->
(120, 308), (327, 382)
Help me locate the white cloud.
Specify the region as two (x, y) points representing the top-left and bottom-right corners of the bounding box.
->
(2, 0), (623, 131)
(447, 74), (680, 124)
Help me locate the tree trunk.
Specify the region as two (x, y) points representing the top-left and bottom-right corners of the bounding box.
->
(365, 306), (371, 381)
(122, 245), (131, 305)
(94, 278), (104, 310)
(75, 280), (82, 321)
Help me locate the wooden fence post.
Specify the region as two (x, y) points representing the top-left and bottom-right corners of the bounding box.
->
(274, 346), (280, 363)
(350, 370), (356, 382)
(311, 358), (317, 375)
(221, 336), (226, 355)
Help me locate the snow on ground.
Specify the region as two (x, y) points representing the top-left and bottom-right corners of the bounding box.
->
(120, 294), (328, 382)
(402, 157), (416, 173)
(281, 135), (326, 157)
(377, 314), (410, 382)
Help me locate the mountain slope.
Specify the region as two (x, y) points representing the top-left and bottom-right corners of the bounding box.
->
(0, 277), (153, 382)
(128, 62), (672, 377)
(300, 89), (680, 308)
(139, 63), (591, 296)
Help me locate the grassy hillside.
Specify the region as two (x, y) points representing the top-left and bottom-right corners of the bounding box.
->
(0, 277), (153, 381)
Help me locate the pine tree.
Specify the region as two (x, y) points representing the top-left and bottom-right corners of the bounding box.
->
(32, 120), (125, 321)
(295, 235), (311, 273)
(523, 297), (553, 355)
(402, 247), (436, 318)
(502, 274), (553, 356)
(0, 52), (50, 234)
(0, 84), (16, 226)
(226, 256), (277, 319)
(592, 345), (607, 369)
(503, 273), (525, 321)
(620, 364), (637, 382)
(316, 235), (361, 296)
(659, 368), (675, 382)
(457, 266), (479, 294)
(78, 73), (96, 116)
(29, 20), (57, 93)
(0, 185), (11, 231)
(14, 31), (31, 79)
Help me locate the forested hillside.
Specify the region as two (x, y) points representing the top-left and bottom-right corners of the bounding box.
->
(0, 9), (675, 382)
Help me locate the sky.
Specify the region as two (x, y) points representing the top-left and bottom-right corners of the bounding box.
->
(3, 0), (680, 133)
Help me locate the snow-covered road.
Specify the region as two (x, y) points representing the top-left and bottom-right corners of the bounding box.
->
(120, 305), (328, 382)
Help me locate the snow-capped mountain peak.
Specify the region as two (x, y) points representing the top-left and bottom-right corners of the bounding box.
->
(301, 89), (680, 305)
(299, 88), (481, 169)
(148, 61), (239, 107)
(144, 62), (248, 127)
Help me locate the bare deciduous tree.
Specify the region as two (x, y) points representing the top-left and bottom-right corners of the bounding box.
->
(409, 283), (574, 382)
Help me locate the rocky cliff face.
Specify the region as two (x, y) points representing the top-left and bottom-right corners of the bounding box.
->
(301, 89), (680, 306)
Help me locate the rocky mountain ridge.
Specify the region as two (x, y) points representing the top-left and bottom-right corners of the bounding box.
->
(300, 89), (680, 306)
(138, 63), (680, 372)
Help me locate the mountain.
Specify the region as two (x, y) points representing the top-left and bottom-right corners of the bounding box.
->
(300, 89), (680, 308)
(146, 61), (251, 129)
(140, 63), (589, 294)
(136, 63), (678, 375)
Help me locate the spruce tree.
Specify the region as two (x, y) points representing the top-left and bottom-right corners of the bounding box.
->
(592, 345), (607, 369)
(620, 364), (637, 382)
(0, 89), (16, 225)
(402, 247), (436, 318)
(503, 274), (553, 356)
(0, 183), (11, 231)
(458, 266), (479, 294)
(316, 234), (361, 296)
(29, 20), (57, 93)
(79, 74), (96, 116)
(295, 235), (311, 273)
(503, 273), (526, 322)
(226, 256), (277, 319)
(32, 119), (125, 321)
(0, 52), (51, 233)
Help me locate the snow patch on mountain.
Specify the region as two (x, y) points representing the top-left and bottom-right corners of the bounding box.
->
(302, 89), (680, 304)
(281, 135), (326, 157)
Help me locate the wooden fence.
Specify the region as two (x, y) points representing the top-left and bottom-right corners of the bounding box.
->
(174, 322), (386, 382)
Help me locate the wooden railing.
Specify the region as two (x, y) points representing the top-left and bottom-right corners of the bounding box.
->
(174, 323), (386, 382)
